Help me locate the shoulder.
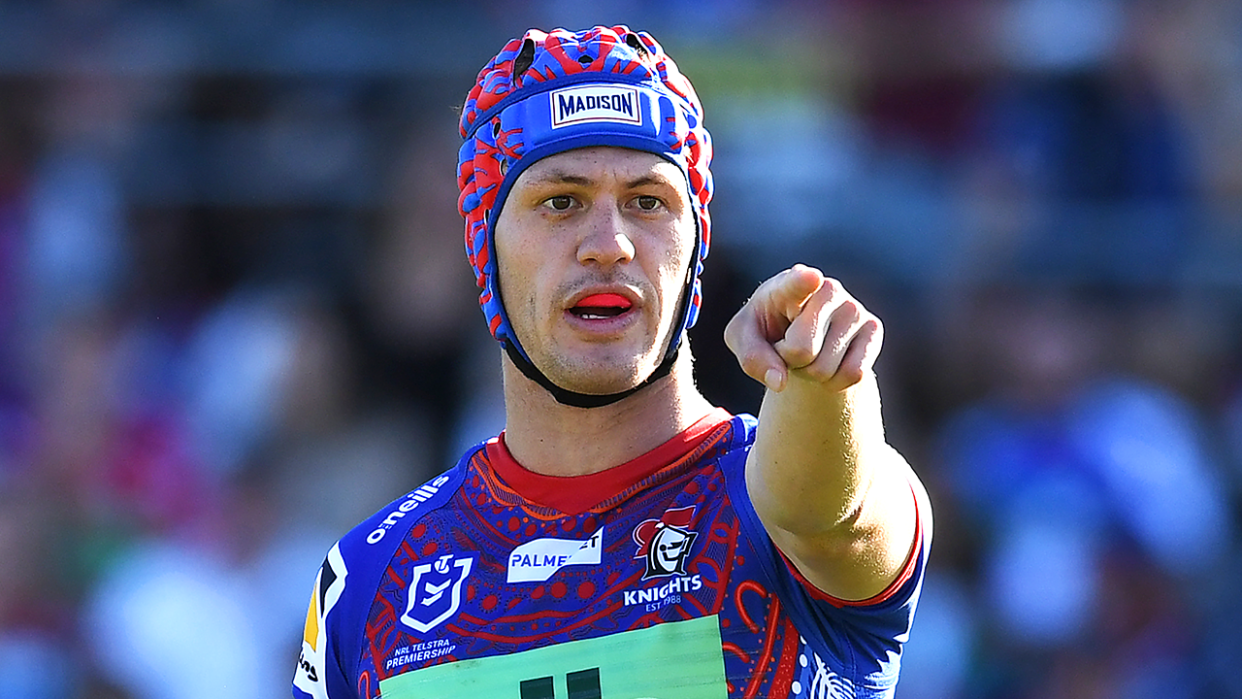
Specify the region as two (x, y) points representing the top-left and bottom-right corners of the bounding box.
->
(331, 445), (482, 617)
(294, 446), (483, 697)
(714, 411), (758, 464)
(732, 412), (758, 441)
(336, 449), (476, 563)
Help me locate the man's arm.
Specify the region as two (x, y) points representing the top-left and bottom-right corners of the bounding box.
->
(724, 264), (930, 602)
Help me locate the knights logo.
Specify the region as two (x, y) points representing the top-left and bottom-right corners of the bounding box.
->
(631, 506), (698, 580)
(400, 553), (474, 633)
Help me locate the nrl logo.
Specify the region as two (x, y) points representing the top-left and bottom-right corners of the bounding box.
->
(631, 506), (698, 580)
(400, 553), (474, 633)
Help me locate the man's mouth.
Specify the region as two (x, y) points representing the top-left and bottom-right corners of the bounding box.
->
(570, 293), (634, 320)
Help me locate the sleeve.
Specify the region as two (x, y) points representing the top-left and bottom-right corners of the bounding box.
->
(777, 478), (931, 645)
(293, 542), (356, 699)
(723, 413), (932, 692)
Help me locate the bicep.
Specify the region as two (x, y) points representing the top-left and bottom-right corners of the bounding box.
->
(761, 447), (928, 603)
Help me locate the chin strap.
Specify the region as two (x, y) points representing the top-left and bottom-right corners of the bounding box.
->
(503, 337), (681, 408)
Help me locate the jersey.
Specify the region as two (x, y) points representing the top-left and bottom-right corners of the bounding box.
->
(293, 409), (929, 699)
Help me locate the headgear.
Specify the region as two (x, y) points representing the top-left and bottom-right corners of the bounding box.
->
(457, 25), (713, 406)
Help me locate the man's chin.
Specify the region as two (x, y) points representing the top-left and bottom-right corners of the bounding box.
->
(540, 357), (656, 397)
(547, 370), (645, 397)
(518, 336), (672, 398)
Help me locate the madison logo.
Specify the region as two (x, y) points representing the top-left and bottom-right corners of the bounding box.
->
(632, 506), (698, 580)
(550, 85), (642, 128)
(401, 553), (474, 633)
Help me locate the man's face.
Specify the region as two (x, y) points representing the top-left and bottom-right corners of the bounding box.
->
(493, 146), (697, 396)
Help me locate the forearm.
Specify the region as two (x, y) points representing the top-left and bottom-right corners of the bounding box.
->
(747, 370), (886, 533)
(745, 370), (920, 599)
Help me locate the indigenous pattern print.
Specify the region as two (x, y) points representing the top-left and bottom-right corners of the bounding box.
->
(293, 411), (928, 699)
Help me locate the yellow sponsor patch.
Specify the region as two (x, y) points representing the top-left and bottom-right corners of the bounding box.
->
(302, 581), (320, 650)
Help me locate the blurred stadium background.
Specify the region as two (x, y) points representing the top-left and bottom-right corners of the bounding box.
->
(0, 1), (1240, 697)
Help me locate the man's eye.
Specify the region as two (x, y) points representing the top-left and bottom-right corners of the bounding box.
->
(636, 196), (662, 211)
(544, 196), (575, 211)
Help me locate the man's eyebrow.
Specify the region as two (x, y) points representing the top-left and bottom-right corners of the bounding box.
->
(624, 175), (675, 189)
(522, 172), (677, 188)
(524, 171), (594, 186)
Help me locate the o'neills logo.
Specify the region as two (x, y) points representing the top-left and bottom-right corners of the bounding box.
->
(367, 474), (451, 544)
(550, 85), (642, 128)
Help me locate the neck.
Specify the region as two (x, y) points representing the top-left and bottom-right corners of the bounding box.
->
(499, 349), (715, 477)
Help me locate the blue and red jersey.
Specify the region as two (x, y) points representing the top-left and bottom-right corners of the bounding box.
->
(293, 409), (929, 698)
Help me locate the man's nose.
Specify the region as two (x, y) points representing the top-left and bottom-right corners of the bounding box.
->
(576, 202), (636, 267)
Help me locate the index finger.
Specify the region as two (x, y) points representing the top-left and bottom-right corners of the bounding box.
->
(763, 264), (826, 323)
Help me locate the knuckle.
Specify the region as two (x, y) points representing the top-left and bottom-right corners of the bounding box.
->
(723, 316), (742, 346)
(821, 276), (845, 296)
(800, 363), (838, 383)
(738, 350), (768, 377)
(857, 319), (883, 351)
(792, 263), (825, 280)
(836, 362), (866, 385)
(723, 307), (758, 348)
(782, 345), (816, 368)
(863, 317), (882, 339)
(835, 298), (862, 323)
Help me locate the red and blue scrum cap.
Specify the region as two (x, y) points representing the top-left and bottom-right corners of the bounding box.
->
(457, 26), (714, 374)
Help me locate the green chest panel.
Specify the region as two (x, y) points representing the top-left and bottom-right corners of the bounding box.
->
(378, 615), (727, 699)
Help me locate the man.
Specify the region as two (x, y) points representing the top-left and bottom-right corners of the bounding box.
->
(294, 25), (930, 699)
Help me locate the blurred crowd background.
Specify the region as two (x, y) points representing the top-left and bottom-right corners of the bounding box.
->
(1, 1), (1240, 697)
